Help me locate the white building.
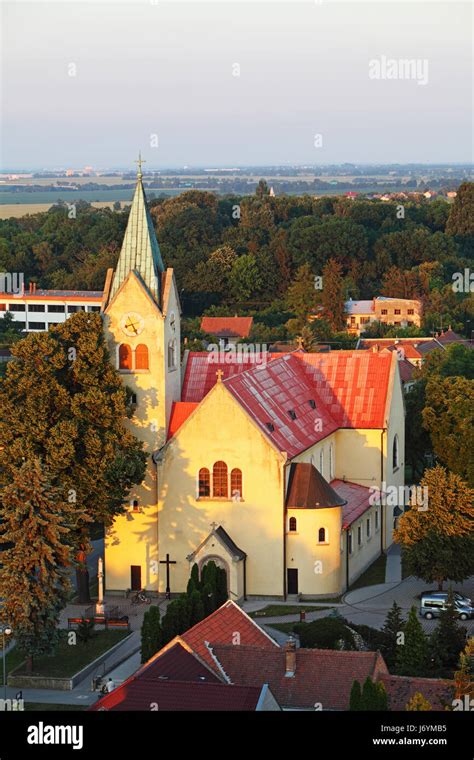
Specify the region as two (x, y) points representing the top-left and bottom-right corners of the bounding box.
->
(0, 283), (103, 332)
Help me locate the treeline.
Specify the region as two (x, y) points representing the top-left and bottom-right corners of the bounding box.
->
(0, 182), (473, 342)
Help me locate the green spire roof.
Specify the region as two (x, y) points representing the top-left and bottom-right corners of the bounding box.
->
(109, 160), (165, 303)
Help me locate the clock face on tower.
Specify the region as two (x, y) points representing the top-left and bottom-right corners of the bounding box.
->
(120, 312), (145, 337)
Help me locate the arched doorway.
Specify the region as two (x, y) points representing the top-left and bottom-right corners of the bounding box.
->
(199, 556), (229, 605)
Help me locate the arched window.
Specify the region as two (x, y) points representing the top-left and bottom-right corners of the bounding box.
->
(213, 461), (228, 498)
(289, 516), (297, 532)
(231, 468), (243, 501)
(119, 343), (132, 370)
(198, 468), (210, 497)
(319, 449), (324, 476)
(318, 527), (327, 544)
(329, 444), (334, 480)
(131, 499), (140, 513)
(392, 434), (399, 470)
(135, 344), (149, 370)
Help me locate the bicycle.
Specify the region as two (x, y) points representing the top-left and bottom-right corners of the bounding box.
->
(129, 588), (152, 605)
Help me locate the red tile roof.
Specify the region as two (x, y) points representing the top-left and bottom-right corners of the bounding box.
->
(201, 316), (253, 338)
(211, 644), (388, 710)
(167, 401), (199, 439)
(378, 674), (454, 711)
(179, 600), (279, 672)
(91, 678), (264, 711)
(331, 480), (374, 528)
(397, 358), (416, 383)
(179, 351), (393, 456)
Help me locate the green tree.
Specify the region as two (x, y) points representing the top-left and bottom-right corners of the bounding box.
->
(0, 311), (23, 347)
(381, 602), (405, 668)
(229, 255), (262, 301)
(286, 264), (316, 320)
(361, 677), (388, 711)
(321, 258), (346, 331)
(0, 459), (77, 671)
(349, 679), (362, 711)
(189, 589), (205, 626)
(406, 692), (432, 711)
(446, 182), (474, 236)
(430, 591), (468, 673)
(0, 312), (147, 603)
(394, 466), (474, 588)
(395, 606), (430, 677)
(140, 605), (163, 663)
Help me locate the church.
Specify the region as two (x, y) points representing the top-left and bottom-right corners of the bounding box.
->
(102, 166), (406, 601)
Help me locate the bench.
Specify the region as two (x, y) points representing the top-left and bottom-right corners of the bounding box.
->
(67, 616), (130, 631)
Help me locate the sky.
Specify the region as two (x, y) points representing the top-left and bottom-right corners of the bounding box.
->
(1, 0), (472, 169)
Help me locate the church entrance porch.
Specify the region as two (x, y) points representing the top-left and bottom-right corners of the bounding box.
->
(187, 524), (247, 603)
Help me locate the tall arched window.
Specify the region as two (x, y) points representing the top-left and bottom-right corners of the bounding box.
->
(231, 468), (243, 501)
(289, 516), (297, 532)
(213, 461), (228, 498)
(135, 344), (149, 370)
(318, 527), (327, 544)
(119, 343), (132, 370)
(329, 444), (334, 480)
(198, 468), (210, 497)
(392, 434), (399, 470)
(319, 449), (324, 476)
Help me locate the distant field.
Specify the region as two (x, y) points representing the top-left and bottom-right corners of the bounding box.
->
(0, 201), (130, 219)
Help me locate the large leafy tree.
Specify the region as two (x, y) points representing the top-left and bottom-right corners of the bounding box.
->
(0, 459), (79, 670)
(394, 466), (474, 588)
(422, 376), (474, 485)
(0, 311), (147, 602)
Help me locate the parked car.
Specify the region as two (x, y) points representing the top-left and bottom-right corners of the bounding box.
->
(420, 592), (474, 621)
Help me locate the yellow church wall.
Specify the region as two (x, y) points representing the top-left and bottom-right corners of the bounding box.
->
(158, 381), (287, 598)
(345, 505), (383, 587)
(286, 507), (343, 596)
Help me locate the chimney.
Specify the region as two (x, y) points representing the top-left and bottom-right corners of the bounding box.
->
(29, 282), (33, 294)
(285, 637), (296, 678)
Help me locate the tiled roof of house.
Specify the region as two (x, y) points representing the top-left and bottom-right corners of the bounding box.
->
(179, 600), (279, 672)
(331, 479), (374, 528)
(179, 351), (393, 457)
(211, 644), (388, 710)
(397, 358), (416, 383)
(181, 351), (281, 403)
(345, 300), (375, 315)
(379, 674), (454, 711)
(200, 316), (253, 338)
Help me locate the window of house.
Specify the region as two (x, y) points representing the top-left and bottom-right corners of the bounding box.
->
(407, 309), (414, 315)
(318, 527), (327, 544)
(289, 516), (297, 532)
(394, 321), (400, 326)
(360, 317), (370, 324)
(90, 306), (101, 312)
(329, 445), (334, 479)
(375, 510), (379, 530)
(394, 309), (401, 315)
(213, 461), (228, 498)
(357, 525), (362, 546)
(230, 468), (243, 501)
(381, 309), (387, 315)
(9, 304), (25, 311)
(319, 450), (324, 476)
(135, 344), (149, 370)
(366, 518), (371, 538)
(198, 468), (210, 497)
(119, 343), (133, 370)
(348, 531), (353, 554)
(68, 305), (83, 313)
(28, 322), (46, 330)
(28, 304), (45, 312)
(0, 304), (6, 311)
(131, 499), (140, 513)
(393, 434), (399, 470)
(350, 316), (356, 324)
(48, 305), (65, 313)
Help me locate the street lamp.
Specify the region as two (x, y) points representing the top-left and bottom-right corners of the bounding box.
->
(1, 624), (13, 703)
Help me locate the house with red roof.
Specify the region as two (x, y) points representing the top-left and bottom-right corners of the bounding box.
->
(200, 316), (253, 346)
(89, 639), (280, 711)
(102, 167), (406, 602)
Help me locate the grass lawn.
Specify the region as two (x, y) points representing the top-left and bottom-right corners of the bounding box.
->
(12, 630), (129, 678)
(24, 703), (87, 712)
(0, 646), (27, 685)
(250, 605), (332, 619)
(267, 622), (300, 635)
(348, 553), (387, 592)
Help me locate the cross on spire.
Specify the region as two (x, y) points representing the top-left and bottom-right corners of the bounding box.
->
(135, 151), (146, 179)
(210, 521), (218, 531)
(216, 369), (224, 382)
